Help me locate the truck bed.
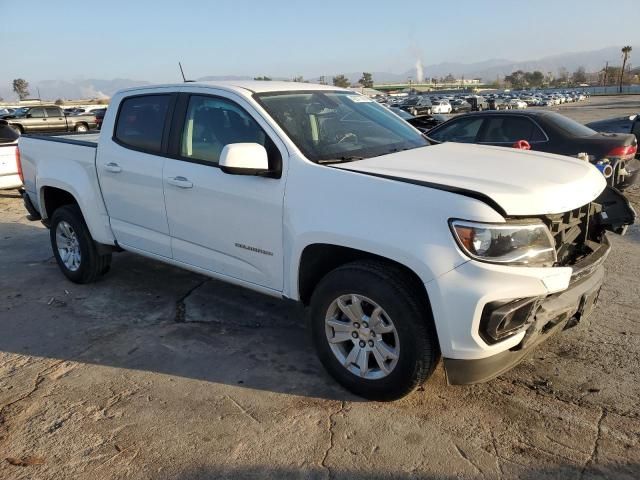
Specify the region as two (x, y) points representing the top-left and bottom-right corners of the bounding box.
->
(24, 132), (100, 147)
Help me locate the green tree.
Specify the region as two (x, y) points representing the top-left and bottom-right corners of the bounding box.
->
(292, 75), (305, 83)
(524, 71), (544, 87)
(572, 67), (587, 85)
(332, 74), (350, 88)
(504, 70), (526, 89)
(620, 45), (632, 92)
(358, 72), (373, 88)
(253, 76), (272, 81)
(12, 78), (30, 100)
(54, 98), (64, 106)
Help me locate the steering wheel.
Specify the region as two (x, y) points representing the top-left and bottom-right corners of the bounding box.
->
(337, 132), (358, 144)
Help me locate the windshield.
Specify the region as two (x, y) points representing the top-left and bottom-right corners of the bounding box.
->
(255, 91), (429, 163)
(546, 111), (597, 137)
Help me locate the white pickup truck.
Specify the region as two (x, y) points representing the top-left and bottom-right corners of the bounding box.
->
(18, 81), (635, 400)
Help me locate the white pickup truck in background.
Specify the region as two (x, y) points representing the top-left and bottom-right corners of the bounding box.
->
(17, 81), (635, 400)
(0, 120), (21, 190)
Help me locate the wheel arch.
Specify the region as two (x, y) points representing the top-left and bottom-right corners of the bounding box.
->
(296, 243), (432, 314)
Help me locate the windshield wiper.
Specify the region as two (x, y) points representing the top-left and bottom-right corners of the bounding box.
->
(317, 156), (365, 164)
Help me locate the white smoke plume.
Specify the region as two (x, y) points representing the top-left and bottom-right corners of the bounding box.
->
(415, 58), (424, 83)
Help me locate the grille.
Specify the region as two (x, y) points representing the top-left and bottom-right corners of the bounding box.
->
(538, 204), (596, 266)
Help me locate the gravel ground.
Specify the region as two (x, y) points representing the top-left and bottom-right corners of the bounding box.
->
(0, 95), (639, 480)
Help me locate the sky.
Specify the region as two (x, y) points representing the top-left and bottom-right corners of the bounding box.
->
(1, 0), (639, 84)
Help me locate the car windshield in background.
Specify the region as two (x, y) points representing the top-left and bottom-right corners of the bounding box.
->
(545, 111), (597, 137)
(256, 91), (428, 163)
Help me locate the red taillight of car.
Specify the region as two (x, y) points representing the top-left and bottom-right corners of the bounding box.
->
(16, 146), (24, 183)
(607, 144), (637, 160)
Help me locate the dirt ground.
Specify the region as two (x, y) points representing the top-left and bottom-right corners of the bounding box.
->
(0, 95), (639, 479)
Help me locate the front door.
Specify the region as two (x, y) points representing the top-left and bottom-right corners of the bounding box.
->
(163, 92), (286, 290)
(96, 93), (175, 257)
(25, 107), (48, 132)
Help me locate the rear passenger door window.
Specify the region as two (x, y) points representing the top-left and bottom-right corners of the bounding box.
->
(428, 117), (483, 143)
(179, 95), (275, 167)
(479, 116), (547, 144)
(29, 108), (45, 118)
(114, 95), (171, 154)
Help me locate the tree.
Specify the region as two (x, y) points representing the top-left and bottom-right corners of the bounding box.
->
(524, 71), (544, 87)
(443, 73), (455, 83)
(253, 76), (272, 81)
(54, 98), (64, 105)
(504, 70), (526, 89)
(358, 72), (373, 88)
(620, 45), (632, 92)
(572, 67), (587, 85)
(292, 75), (305, 83)
(332, 74), (350, 88)
(13, 78), (30, 100)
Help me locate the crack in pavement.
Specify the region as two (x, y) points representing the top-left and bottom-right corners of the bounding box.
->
(174, 278), (210, 323)
(320, 400), (346, 480)
(579, 407), (607, 479)
(453, 443), (485, 477)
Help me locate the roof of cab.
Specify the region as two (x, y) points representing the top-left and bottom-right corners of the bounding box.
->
(118, 80), (346, 95)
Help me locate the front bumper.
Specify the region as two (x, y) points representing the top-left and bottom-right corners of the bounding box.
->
(443, 263), (605, 384)
(426, 235), (610, 384)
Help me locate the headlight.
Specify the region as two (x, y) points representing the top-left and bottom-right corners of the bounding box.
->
(450, 219), (557, 267)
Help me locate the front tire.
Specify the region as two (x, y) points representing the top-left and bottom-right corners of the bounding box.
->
(50, 205), (111, 284)
(310, 260), (439, 401)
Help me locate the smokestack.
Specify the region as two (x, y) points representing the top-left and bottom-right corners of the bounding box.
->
(415, 59), (424, 83)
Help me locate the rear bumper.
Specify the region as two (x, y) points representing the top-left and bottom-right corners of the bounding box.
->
(21, 188), (41, 219)
(0, 173), (22, 190)
(443, 250), (607, 385)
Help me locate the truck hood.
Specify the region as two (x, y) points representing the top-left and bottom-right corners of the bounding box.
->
(333, 143), (606, 216)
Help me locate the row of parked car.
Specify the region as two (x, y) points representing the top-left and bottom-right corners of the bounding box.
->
(378, 89), (591, 117)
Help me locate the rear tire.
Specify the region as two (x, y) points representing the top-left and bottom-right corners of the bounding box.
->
(75, 123), (88, 132)
(49, 204), (112, 284)
(11, 124), (23, 135)
(309, 260), (440, 401)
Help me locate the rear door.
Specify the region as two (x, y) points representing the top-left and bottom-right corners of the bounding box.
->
(24, 107), (48, 132)
(96, 92), (176, 257)
(44, 107), (67, 132)
(162, 90), (287, 290)
(476, 115), (548, 147)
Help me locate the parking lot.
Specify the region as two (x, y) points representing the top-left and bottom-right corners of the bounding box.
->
(1, 95), (639, 479)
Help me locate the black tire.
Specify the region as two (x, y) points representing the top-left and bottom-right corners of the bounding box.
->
(49, 204), (112, 284)
(309, 260), (440, 401)
(427, 108), (432, 115)
(75, 123), (88, 133)
(11, 124), (23, 135)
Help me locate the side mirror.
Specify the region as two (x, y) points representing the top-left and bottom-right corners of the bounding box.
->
(219, 143), (269, 176)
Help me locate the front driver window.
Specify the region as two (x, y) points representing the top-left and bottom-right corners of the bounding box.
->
(180, 95), (273, 166)
(428, 117), (483, 143)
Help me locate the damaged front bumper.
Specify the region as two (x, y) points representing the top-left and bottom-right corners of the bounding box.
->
(443, 236), (610, 385)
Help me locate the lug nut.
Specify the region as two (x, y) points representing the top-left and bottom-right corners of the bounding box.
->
(359, 340), (366, 348)
(368, 340), (374, 347)
(351, 332), (358, 339)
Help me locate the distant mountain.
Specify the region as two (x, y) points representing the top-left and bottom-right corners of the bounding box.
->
(2, 46), (635, 101)
(415, 46), (637, 82)
(0, 78), (150, 102)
